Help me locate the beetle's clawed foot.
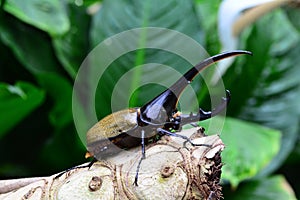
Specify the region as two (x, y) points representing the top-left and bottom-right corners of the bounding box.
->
(224, 89), (231, 104)
(133, 179), (139, 186)
(54, 159), (95, 179)
(212, 89), (231, 115)
(182, 137), (212, 149)
(199, 89), (231, 120)
(192, 143), (212, 148)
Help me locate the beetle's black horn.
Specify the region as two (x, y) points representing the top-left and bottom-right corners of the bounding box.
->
(139, 50), (252, 125)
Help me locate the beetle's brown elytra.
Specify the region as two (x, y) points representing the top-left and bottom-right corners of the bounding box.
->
(85, 50), (252, 186)
(86, 108), (139, 157)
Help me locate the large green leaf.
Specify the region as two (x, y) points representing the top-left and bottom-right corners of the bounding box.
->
(0, 12), (62, 75)
(90, 0), (204, 46)
(3, 0), (69, 36)
(52, 3), (90, 79)
(224, 9), (300, 177)
(0, 81), (45, 137)
(196, 117), (280, 187)
(91, 0), (205, 111)
(223, 175), (297, 200)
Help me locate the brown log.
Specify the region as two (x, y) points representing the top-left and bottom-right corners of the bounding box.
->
(0, 127), (224, 200)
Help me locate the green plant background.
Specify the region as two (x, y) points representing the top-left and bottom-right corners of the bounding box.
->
(0, 0), (299, 199)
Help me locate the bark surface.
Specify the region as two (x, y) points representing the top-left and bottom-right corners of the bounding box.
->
(0, 127), (224, 200)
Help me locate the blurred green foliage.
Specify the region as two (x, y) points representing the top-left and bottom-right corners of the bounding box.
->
(0, 0), (299, 199)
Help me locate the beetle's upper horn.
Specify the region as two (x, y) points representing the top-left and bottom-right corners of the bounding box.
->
(139, 50), (252, 122)
(168, 50), (252, 97)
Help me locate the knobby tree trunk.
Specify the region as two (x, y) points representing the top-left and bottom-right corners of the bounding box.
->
(0, 127), (224, 200)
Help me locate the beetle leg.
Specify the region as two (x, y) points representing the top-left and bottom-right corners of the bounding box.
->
(134, 130), (146, 186)
(157, 128), (211, 147)
(180, 90), (230, 124)
(54, 158), (96, 179)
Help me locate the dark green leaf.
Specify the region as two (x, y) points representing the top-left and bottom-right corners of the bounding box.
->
(0, 81), (45, 137)
(224, 175), (297, 200)
(52, 3), (90, 78)
(3, 0), (69, 36)
(224, 9), (300, 177)
(90, 0), (204, 46)
(0, 12), (62, 75)
(90, 0), (205, 111)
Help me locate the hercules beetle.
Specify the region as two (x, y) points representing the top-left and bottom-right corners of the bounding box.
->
(85, 50), (251, 186)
